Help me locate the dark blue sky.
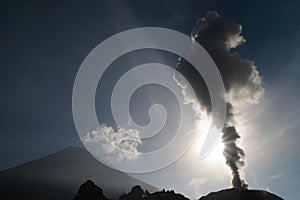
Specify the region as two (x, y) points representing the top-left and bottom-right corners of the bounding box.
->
(1, 1), (300, 198)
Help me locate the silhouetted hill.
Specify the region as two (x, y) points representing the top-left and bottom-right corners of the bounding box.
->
(74, 180), (109, 200)
(145, 190), (189, 200)
(72, 179), (283, 200)
(199, 188), (283, 200)
(112, 185), (189, 200)
(0, 147), (157, 200)
(76, 181), (283, 200)
(84, 181), (189, 200)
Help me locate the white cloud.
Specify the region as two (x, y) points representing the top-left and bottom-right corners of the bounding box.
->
(83, 124), (142, 162)
(188, 177), (207, 186)
(173, 70), (204, 117)
(268, 173), (283, 181)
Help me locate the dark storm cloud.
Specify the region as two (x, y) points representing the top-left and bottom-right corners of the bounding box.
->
(175, 11), (264, 189)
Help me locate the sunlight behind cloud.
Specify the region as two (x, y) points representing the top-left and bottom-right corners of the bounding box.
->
(190, 114), (225, 164)
(205, 139), (225, 163)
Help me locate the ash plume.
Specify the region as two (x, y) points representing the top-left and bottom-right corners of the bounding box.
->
(222, 103), (248, 189)
(175, 11), (264, 189)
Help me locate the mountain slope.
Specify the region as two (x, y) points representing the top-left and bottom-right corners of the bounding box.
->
(0, 147), (157, 200)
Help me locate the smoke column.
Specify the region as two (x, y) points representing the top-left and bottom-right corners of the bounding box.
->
(222, 103), (248, 189)
(175, 11), (264, 189)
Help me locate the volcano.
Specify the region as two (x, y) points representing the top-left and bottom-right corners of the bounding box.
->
(0, 147), (157, 200)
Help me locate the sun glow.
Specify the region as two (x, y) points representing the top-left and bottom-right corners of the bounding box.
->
(191, 116), (226, 164)
(192, 135), (225, 163)
(205, 139), (225, 163)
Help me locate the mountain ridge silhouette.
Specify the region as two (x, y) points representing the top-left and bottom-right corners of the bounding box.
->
(74, 180), (284, 200)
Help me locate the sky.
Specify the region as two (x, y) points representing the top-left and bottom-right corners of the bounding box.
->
(1, 0), (300, 199)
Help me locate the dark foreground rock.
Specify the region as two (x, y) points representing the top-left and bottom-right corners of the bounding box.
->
(74, 180), (109, 200)
(119, 185), (189, 200)
(199, 188), (283, 200)
(74, 180), (284, 200)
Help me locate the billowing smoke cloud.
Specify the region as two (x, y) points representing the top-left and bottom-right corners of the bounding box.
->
(83, 124), (141, 162)
(175, 11), (264, 189)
